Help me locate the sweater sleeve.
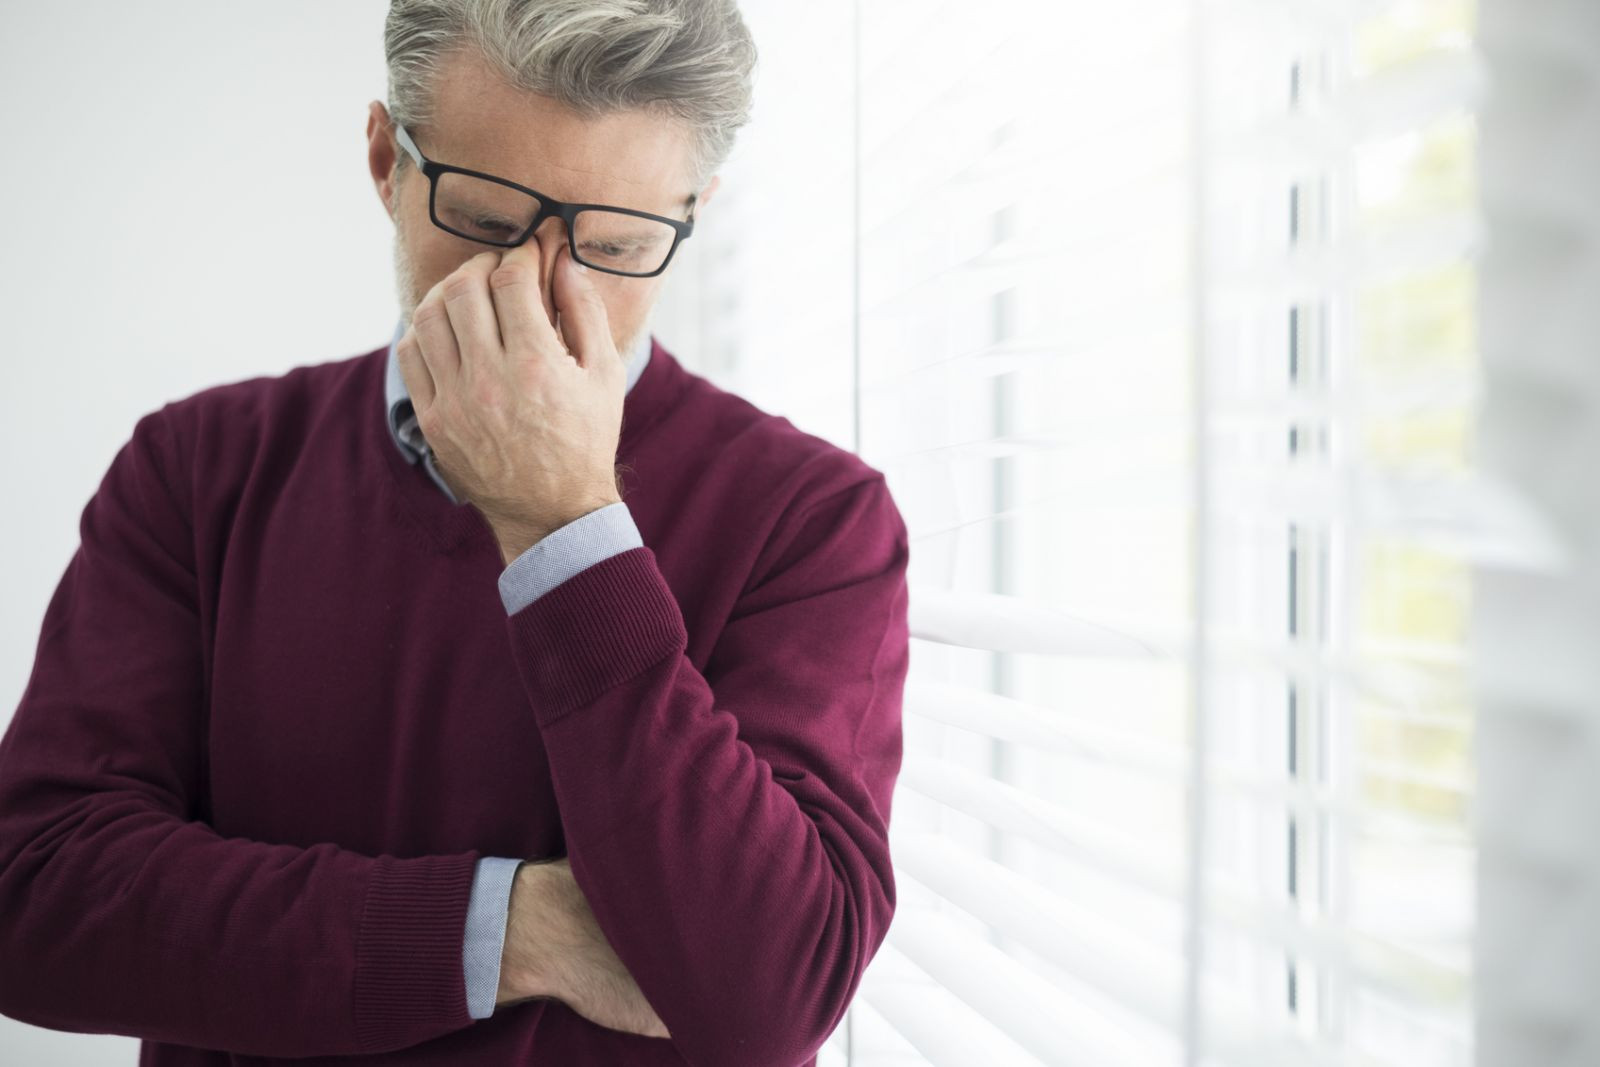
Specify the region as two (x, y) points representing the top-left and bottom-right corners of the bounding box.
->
(502, 473), (910, 1067)
(496, 501), (643, 615)
(0, 407), (483, 1057)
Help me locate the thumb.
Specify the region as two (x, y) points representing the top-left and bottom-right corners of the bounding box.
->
(551, 244), (614, 371)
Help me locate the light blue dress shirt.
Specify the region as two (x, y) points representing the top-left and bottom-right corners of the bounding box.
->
(384, 317), (651, 1018)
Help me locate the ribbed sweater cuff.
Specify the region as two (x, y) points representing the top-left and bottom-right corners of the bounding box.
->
(506, 545), (686, 727)
(353, 851), (480, 1052)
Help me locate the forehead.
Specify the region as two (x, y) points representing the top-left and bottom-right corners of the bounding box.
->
(423, 46), (695, 215)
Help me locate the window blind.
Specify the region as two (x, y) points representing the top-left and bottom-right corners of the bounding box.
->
(643, 0), (1562, 1063)
(1472, 1), (1600, 1065)
(1190, 3), (1485, 1064)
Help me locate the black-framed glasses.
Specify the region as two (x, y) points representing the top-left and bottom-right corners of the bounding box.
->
(392, 121), (697, 278)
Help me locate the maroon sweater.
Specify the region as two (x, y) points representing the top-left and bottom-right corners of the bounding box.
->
(0, 338), (910, 1066)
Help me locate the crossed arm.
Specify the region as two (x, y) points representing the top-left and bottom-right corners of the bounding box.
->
(0, 406), (909, 1065)
(495, 856), (670, 1039)
(485, 479), (908, 1066)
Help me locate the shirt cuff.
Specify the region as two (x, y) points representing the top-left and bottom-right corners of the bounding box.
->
(497, 501), (643, 616)
(462, 856), (524, 1020)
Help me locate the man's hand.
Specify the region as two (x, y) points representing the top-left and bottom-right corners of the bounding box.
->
(395, 238), (626, 563)
(496, 856), (671, 1041)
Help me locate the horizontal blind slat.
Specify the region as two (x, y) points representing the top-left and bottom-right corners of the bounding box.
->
(852, 980), (1047, 1067)
(890, 818), (1470, 1018)
(896, 759), (1470, 994)
(904, 678), (1469, 834)
(886, 906), (1408, 1067)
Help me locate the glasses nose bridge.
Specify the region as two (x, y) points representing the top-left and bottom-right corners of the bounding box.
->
(523, 200), (573, 251)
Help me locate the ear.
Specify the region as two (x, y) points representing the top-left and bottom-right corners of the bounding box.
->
(696, 175), (722, 215)
(365, 100), (400, 220)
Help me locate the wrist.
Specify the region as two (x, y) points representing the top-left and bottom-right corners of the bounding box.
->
(498, 862), (556, 1006)
(505, 858), (582, 1001)
(492, 492), (622, 567)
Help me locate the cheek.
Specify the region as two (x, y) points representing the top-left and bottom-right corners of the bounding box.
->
(411, 240), (487, 303)
(594, 280), (654, 327)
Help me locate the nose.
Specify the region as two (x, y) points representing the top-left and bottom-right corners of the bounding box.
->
(525, 215), (568, 327)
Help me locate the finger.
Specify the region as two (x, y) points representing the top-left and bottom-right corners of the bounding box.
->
(395, 326), (436, 412)
(411, 279), (462, 391)
(535, 227), (562, 348)
(551, 243), (614, 373)
(489, 239), (561, 358)
(441, 250), (505, 372)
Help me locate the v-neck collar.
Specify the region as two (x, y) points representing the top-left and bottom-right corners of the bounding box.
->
(371, 333), (687, 558)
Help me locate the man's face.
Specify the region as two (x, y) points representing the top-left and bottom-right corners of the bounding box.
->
(365, 46), (717, 359)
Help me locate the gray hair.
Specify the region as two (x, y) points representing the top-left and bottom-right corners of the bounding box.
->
(383, 0), (757, 195)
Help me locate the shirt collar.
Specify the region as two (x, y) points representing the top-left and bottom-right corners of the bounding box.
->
(384, 316), (653, 463)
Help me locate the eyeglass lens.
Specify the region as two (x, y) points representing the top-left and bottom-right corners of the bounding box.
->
(434, 171), (677, 275)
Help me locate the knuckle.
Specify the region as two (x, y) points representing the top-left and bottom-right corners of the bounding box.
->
(411, 299), (444, 327)
(442, 272), (479, 300)
(489, 263), (531, 289)
(420, 276), (451, 305)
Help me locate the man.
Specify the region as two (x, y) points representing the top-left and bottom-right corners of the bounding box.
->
(0, 2), (910, 1066)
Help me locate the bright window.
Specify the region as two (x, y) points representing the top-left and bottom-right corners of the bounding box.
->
(654, 2), (1482, 1063)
